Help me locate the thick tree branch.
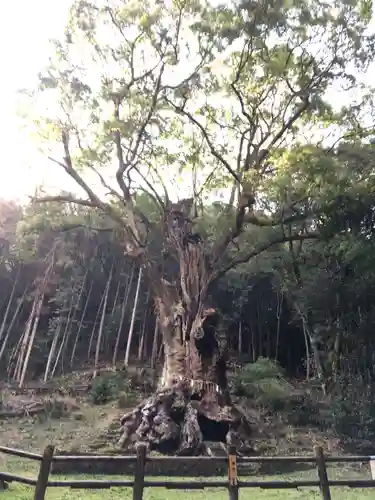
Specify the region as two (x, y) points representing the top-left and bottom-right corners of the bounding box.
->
(213, 232), (320, 281)
(46, 133), (143, 248)
(54, 223), (115, 233)
(213, 96), (311, 265)
(33, 194), (97, 208)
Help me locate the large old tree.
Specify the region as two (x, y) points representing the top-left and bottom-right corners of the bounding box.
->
(29, 0), (373, 454)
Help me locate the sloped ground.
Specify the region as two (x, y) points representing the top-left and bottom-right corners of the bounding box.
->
(0, 364), (345, 457)
(1, 368), (375, 499)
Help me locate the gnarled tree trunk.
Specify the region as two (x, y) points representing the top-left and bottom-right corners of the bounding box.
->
(119, 206), (252, 455)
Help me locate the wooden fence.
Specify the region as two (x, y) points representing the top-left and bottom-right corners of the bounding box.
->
(2, 444), (375, 500)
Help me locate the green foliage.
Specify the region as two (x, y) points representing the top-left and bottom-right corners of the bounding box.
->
(330, 376), (375, 444)
(231, 358), (293, 411)
(42, 398), (70, 420)
(89, 373), (125, 405)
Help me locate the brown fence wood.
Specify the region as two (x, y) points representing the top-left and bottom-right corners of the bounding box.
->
(34, 445), (54, 500)
(3, 444), (375, 498)
(314, 446), (331, 500)
(0, 446), (42, 461)
(228, 445), (239, 500)
(133, 444), (147, 500)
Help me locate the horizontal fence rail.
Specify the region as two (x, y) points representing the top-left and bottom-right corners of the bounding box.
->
(2, 444), (375, 500)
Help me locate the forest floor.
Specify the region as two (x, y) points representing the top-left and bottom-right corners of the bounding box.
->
(0, 368), (375, 499)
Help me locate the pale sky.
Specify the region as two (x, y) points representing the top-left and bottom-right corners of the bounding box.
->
(0, 0), (73, 202)
(1, 1), (374, 203)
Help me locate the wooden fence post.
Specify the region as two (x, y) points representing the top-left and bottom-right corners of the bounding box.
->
(228, 445), (239, 500)
(133, 443), (147, 500)
(34, 444), (54, 500)
(314, 446), (331, 500)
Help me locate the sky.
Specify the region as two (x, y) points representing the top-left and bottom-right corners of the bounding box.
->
(0, 1), (375, 204)
(0, 0), (73, 202)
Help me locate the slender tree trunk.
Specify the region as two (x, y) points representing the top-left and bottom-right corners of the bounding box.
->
(70, 281), (93, 368)
(8, 327), (25, 379)
(112, 265), (134, 368)
(150, 319), (159, 370)
(60, 291), (77, 373)
(19, 291), (45, 387)
(238, 321), (242, 355)
(50, 290), (77, 378)
(14, 294), (39, 382)
(43, 313), (64, 382)
(249, 314), (256, 361)
(287, 235), (326, 383)
(0, 288), (26, 362)
(93, 264), (113, 378)
(44, 327), (60, 382)
(124, 265), (143, 368)
(111, 271), (122, 316)
(137, 288), (150, 361)
(302, 321), (311, 380)
(88, 290), (106, 359)
(64, 270), (88, 360)
(275, 289), (283, 361)
(0, 266), (20, 346)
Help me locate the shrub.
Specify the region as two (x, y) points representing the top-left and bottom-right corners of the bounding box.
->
(330, 375), (375, 443)
(231, 357), (293, 411)
(89, 373), (125, 405)
(44, 398), (69, 419)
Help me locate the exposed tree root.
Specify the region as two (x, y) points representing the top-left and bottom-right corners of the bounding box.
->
(118, 387), (253, 455)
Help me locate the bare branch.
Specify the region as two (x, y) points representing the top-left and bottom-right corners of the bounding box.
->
(32, 194), (97, 208)
(114, 64), (165, 199)
(47, 133), (143, 248)
(168, 99), (241, 183)
(54, 223), (115, 233)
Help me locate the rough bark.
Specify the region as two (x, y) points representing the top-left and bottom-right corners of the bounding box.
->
(119, 206), (252, 455)
(119, 306), (253, 455)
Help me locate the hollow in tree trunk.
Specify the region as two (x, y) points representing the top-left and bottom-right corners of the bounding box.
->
(119, 205), (252, 455)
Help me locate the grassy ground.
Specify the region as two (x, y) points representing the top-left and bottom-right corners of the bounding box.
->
(1, 373), (375, 499)
(2, 453), (375, 500)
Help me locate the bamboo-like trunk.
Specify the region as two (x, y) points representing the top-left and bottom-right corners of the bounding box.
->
(275, 289), (283, 361)
(88, 290), (106, 359)
(137, 288), (150, 361)
(70, 281), (93, 367)
(302, 320), (311, 380)
(14, 294), (39, 382)
(93, 264), (113, 378)
(51, 296), (76, 379)
(150, 319), (159, 370)
(19, 291), (45, 388)
(60, 290), (79, 373)
(111, 271), (122, 316)
(238, 321), (242, 355)
(43, 313), (64, 382)
(331, 293), (342, 381)
(124, 265), (143, 368)
(112, 265), (134, 367)
(0, 288), (26, 362)
(0, 266), (20, 345)
(7, 330), (24, 379)
(15, 250), (55, 384)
